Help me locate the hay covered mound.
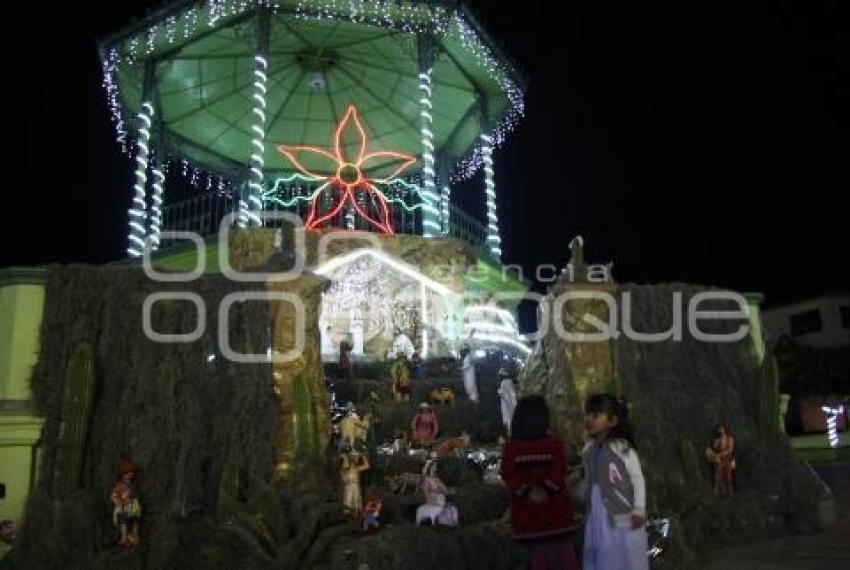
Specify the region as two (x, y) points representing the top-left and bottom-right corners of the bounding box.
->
(7, 264), (280, 569)
(6, 263), (517, 570)
(8, 261), (821, 570)
(522, 283), (824, 565)
(320, 361), (517, 570)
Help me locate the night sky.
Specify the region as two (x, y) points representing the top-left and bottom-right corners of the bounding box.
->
(11, 1), (848, 322)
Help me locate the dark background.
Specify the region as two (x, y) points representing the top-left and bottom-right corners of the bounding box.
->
(9, 1), (848, 324)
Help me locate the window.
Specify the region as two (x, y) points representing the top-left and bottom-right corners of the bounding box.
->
(789, 309), (822, 337)
(841, 305), (850, 329)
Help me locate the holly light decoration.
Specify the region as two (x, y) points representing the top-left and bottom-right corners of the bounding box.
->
(277, 105), (416, 234)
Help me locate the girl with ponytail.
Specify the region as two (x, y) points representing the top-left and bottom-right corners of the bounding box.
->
(581, 393), (648, 570)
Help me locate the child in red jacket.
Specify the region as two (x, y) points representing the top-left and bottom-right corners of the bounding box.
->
(500, 395), (579, 570)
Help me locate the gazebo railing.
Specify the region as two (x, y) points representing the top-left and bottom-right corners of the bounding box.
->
(157, 191), (489, 254)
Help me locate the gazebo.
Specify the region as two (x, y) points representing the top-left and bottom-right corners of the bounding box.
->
(99, 0), (526, 261)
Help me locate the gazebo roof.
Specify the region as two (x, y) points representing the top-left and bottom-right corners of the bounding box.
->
(100, 0), (526, 181)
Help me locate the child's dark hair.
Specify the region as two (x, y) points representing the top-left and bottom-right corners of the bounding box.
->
(511, 394), (550, 440)
(585, 393), (637, 449)
(713, 424), (732, 437)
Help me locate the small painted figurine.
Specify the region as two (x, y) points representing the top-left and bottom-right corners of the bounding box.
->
(340, 449), (370, 517)
(411, 402), (439, 447)
(391, 331), (415, 359)
(429, 386), (455, 406)
(339, 339), (354, 381)
(390, 354), (412, 402)
(460, 345), (479, 404)
(410, 351), (424, 381)
(111, 459), (141, 548)
(362, 497), (382, 532)
(415, 454), (459, 527)
(0, 519), (17, 545)
(340, 406), (370, 449)
(391, 430), (409, 454)
(434, 432), (471, 458)
(709, 424), (735, 495)
(497, 366), (518, 434)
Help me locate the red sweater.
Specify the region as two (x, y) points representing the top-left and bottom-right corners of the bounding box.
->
(500, 435), (577, 541)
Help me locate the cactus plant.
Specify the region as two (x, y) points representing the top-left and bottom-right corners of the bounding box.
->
(52, 343), (95, 499)
(292, 374), (317, 456)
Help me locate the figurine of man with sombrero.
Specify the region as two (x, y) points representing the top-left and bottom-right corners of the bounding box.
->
(111, 459), (141, 548)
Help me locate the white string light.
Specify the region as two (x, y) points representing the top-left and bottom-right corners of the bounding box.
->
(149, 164), (165, 250)
(127, 101), (154, 257)
(247, 53), (268, 226)
(418, 68), (440, 237)
(101, 49), (127, 152)
(441, 182), (451, 235)
(462, 304), (529, 353)
(237, 196), (249, 228)
(480, 134), (501, 260)
(822, 405), (844, 449)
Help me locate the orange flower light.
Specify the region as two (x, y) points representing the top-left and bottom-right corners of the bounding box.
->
(276, 105), (416, 234)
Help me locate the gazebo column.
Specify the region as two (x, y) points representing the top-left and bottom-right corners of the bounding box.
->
(417, 34), (440, 237)
(246, 7), (270, 227)
(127, 59), (156, 258)
(479, 104), (502, 261)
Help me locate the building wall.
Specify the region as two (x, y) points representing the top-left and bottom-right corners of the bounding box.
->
(0, 280), (45, 401)
(762, 295), (850, 349)
(0, 268), (46, 528)
(0, 417), (42, 521)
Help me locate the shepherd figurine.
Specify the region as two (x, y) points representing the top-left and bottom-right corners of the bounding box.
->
(340, 448), (370, 517)
(111, 459), (142, 548)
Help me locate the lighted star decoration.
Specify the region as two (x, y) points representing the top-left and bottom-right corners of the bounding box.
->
(276, 105), (416, 234)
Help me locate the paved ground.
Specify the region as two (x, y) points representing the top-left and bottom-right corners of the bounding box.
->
(706, 462), (850, 569)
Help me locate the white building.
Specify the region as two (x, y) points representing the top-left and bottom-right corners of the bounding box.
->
(313, 248), (459, 361)
(762, 293), (850, 349)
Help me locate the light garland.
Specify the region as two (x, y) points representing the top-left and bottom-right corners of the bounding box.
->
(165, 15), (178, 44)
(237, 195), (249, 228)
(469, 332), (531, 354)
(441, 182), (451, 235)
(294, 0), (449, 34)
(149, 163), (165, 250)
(101, 49), (127, 152)
(315, 248), (455, 297)
(247, 53), (268, 226)
(317, 250), (452, 356)
(466, 305), (519, 327)
(127, 101), (154, 257)
(449, 10), (524, 181)
(822, 405), (844, 449)
(418, 68), (441, 236)
(480, 134), (501, 259)
(461, 304), (529, 353)
(173, 158), (235, 195)
(264, 177), (426, 214)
